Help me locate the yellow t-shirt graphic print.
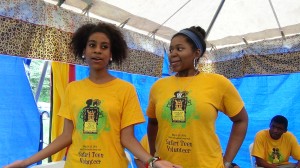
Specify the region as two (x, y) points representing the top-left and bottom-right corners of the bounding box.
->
(58, 78), (145, 168)
(77, 98), (109, 139)
(268, 147), (282, 164)
(169, 91), (190, 123)
(147, 73), (244, 168)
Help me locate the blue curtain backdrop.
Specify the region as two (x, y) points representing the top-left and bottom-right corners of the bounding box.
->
(0, 54), (41, 167)
(1, 53), (300, 168)
(76, 64), (300, 167)
(217, 73), (300, 167)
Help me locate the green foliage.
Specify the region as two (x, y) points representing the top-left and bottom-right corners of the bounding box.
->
(28, 59), (51, 103)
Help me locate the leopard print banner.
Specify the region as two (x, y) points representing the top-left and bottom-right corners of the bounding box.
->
(0, 0), (299, 78)
(0, 16), (164, 77)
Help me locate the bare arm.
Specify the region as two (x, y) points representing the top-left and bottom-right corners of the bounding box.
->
(135, 158), (146, 168)
(255, 156), (277, 168)
(147, 118), (158, 156)
(4, 119), (73, 168)
(223, 107), (248, 164)
(121, 125), (152, 163)
(121, 125), (182, 168)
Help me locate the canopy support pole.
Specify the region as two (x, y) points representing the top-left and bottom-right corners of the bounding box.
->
(119, 18), (131, 28)
(35, 61), (49, 102)
(268, 0), (285, 40)
(57, 0), (65, 7)
(206, 0), (225, 40)
(82, 2), (94, 20)
(149, 0), (191, 38)
(242, 37), (249, 45)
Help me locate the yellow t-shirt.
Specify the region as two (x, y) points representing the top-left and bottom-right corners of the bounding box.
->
(58, 78), (145, 168)
(147, 73), (244, 168)
(252, 129), (300, 165)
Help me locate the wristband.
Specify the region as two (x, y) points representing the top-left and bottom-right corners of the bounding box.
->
(148, 156), (161, 168)
(224, 161), (232, 168)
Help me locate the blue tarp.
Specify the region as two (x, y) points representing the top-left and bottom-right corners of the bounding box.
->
(1, 54), (300, 168)
(0, 54), (41, 167)
(76, 65), (300, 167)
(223, 73), (300, 167)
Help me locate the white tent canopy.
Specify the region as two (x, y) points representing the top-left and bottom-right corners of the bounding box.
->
(44, 0), (300, 47)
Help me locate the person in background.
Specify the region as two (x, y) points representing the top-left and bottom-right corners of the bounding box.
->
(4, 22), (181, 168)
(146, 25), (248, 168)
(252, 115), (300, 168)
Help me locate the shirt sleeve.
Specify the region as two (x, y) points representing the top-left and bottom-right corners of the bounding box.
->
(252, 131), (266, 159)
(146, 83), (157, 118)
(290, 133), (300, 160)
(219, 75), (244, 117)
(120, 84), (145, 129)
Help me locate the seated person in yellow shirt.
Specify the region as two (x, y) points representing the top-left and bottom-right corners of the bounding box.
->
(252, 115), (300, 168)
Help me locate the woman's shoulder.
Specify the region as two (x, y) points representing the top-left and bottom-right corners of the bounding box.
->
(114, 78), (133, 86)
(67, 79), (85, 87)
(200, 72), (228, 79)
(152, 76), (173, 85)
(63, 79), (87, 92)
(199, 72), (230, 84)
(112, 78), (137, 91)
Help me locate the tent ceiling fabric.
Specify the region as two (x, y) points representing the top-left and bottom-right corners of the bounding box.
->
(52, 0), (300, 47)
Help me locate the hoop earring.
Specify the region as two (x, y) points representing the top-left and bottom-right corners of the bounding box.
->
(193, 58), (199, 70)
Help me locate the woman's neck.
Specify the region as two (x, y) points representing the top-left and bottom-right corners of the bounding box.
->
(176, 69), (199, 77)
(89, 70), (115, 84)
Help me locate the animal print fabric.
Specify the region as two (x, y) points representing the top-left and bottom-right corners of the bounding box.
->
(0, 16), (164, 77)
(0, 0), (166, 77)
(0, 0), (300, 78)
(198, 34), (300, 78)
(199, 51), (300, 79)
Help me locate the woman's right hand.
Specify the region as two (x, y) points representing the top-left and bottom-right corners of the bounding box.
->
(153, 160), (183, 168)
(3, 160), (27, 168)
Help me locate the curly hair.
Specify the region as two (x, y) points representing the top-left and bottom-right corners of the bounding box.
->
(172, 26), (207, 57)
(70, 22), (128, 65)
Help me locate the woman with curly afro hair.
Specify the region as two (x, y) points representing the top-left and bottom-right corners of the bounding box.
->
(5, 22), (181, 168)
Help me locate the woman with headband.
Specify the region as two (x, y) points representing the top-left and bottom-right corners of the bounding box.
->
(146, 26), (248, 168)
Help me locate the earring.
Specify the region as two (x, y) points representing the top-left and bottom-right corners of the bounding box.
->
(110, 57), (112, 61)
(193, 58), (199, 70)
(82, 55), (85, 59)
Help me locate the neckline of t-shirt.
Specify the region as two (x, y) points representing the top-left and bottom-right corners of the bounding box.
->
(266, 129), (283, 142)
(170, 73), (201, 80)
(84, 77), (119, 88)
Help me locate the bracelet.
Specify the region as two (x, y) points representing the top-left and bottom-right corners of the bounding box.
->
(147, 156), (161, 168)
(224, 161), (232, 168)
